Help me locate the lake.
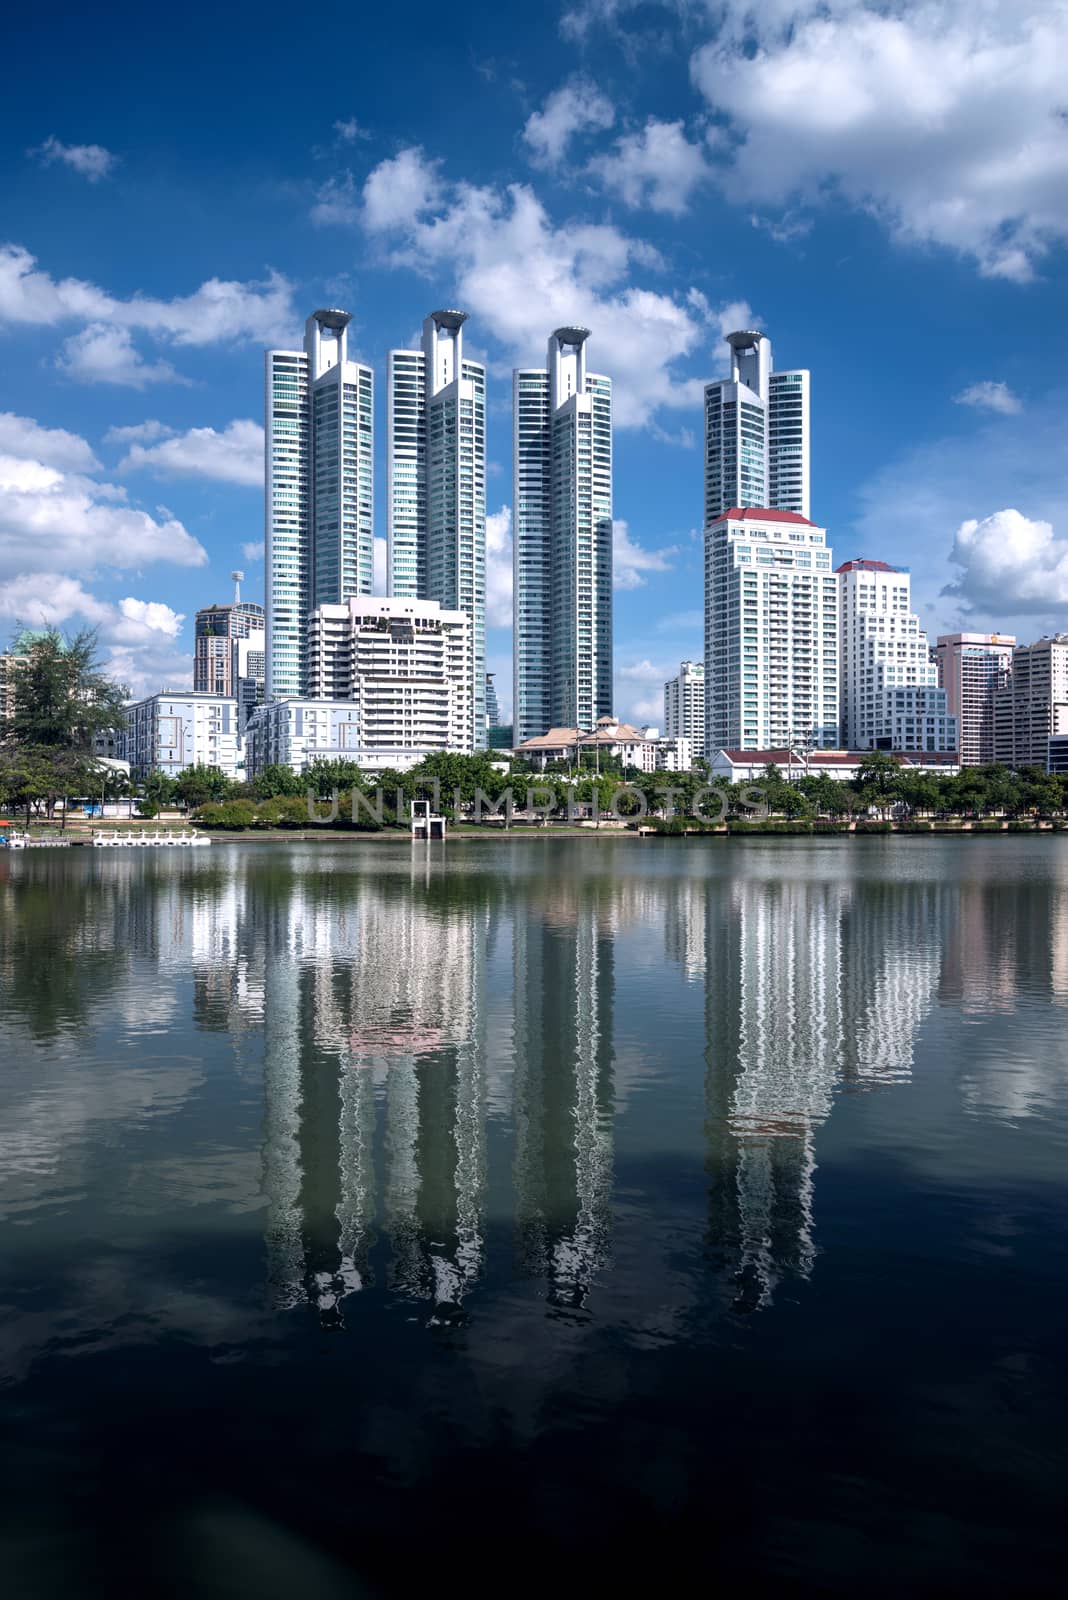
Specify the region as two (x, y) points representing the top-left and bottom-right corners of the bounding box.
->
(2, 836), (1067, 1595)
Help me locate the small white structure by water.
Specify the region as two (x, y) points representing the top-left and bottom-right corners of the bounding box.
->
(410, 800), (446, 839)
(92, 829), (211, 848)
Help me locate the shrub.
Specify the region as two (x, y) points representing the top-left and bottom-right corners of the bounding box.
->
(196, 799), (258, 830)
(255, 795), (309, 829)
(137, 798), (159, 819)
(854, 821), (892, 834)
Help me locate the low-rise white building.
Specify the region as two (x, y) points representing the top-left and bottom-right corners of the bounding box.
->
(125, 692), (242, 779)
(710, 747), (960, 784)
(515, 716), (692, 774)
(244, 699), (439, 778)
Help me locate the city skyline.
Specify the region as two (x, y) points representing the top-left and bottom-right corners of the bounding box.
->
(2, 1), (1068, 730)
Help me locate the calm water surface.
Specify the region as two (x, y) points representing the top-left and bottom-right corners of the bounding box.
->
(2, 837), (1067, 1595)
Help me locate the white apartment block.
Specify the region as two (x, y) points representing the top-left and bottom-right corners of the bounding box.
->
(933, 632), (1016, 766)
(838, 560), (957, 753)
(663, 660), (705, 761)
(245, 699), (361, 776)
(265, 309), (374, 699)
(513, 328), (613, 743)
(704, 509), (839, 753)
(125, 692), (242, 780)
(386, 310), (486, 747)
(994, 635), (1068, 768)
(704, 330), (810, 523)
(306, 595), (472, 756)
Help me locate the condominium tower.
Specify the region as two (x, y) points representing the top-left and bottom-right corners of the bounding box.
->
(193, 600), (266, 731)
(993, 635), (1068, 767)
(386, 310), (487, 748)
(704, 330), (810, 523)
(838, 560), (956, 752)
(703, 508), (838, 753)
(265, 309), (374, 699)
(933, 632), (1016, 766)
(663, 660), (705, 761)
(513, 327), (613, 743)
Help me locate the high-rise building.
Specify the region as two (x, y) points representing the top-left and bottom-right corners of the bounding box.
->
(485, 671), (500, 730)
(663, 660), (705, 761)
(704, 330), (810, 524)
(838, 560), (956, 753)
(193, 601), (266, 731)
(265, 309), (374, 700)
(994, 635), (1068, 767)
(703, 508), (838, 754)
(304, 595), (472, 757)
(513, 328), (613, 743)
(386, 310), (486, 748)
(933, 632), (1016, 766)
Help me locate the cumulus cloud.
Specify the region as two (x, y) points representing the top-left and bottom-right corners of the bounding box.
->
(691, 0), (1068, 280)
(486, 505), (513, 627)
(310, 172), (361, 228)
(0, 576), (188, 696)
(0, 412), (99, 471)
(56, 324), (183, 388)
(109, 596), (185, 642)
(0, 416), (207, 583)
(0, 574), (111, 627)
(117, 420), (264, 486)
(954, 381), (1022, 416)
(0, 243), (295, 345)
(946, 509), (1068, 614)
(358, 146), (747, 427)
(588, 118), (710, 215)
(613, 518), (678, 589)
(103, 420), (173, 446)
(30, 135), (117, 182)
(522, 79), (615, 168)
(614, 656), (673, 726)
(242, 540), (265, 562)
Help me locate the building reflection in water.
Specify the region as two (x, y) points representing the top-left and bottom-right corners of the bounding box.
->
(150, 843), (1068, 1327)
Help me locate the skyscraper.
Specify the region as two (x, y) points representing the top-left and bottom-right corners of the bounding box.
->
(993, 635), (1068, 767)
(838, 560), (956, 753)
(193, 600), (265, 731)
(386, 310), (486, 748)
(704, 330), (810, 523)
(663, 660), (705, 760)
(265, 309), (374, 700)
(513, 327), (613, 743)
(703, 508), (838, 753)
(933, 632), (1016, 766)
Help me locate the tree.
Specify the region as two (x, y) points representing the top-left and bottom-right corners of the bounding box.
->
(251, 763), (304, 800)
(854, 752), (903, 817)
(303, 757), (366, 795)
(174, 765), (236, 809)
(9, 627), (128, 749)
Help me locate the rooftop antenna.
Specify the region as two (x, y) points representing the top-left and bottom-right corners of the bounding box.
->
(231, 570), (244, 605)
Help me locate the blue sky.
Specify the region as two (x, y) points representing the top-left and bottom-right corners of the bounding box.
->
(3, 0), (1068, 723)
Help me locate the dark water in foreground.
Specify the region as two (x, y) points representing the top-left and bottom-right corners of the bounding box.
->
(1, 837), (1067, 1595)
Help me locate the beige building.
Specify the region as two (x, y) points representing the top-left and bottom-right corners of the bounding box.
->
(933, 632), (1015, 766)
(993, 635), (1068, 768)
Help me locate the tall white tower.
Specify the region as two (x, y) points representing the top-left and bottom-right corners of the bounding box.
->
(386, 310), (487, 748)
(704, 330), (810, 524)
(838, 559), (956, 753)
(513, 328), (613, 742)
(264, 309), (374, 700)
(703, 508), (838, 753)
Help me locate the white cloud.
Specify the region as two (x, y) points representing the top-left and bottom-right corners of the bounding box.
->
(954, 381), (1022, 416)
(109, 596), (185, 642)
(359, 146), (747, 427)
(0, 243), (295, 345)
(614, 656), (673, 726)
(118, 419), (264, 486)
(242, 540), (265, 563)
(0, 573), (111, 627)
(486, 505), (513, 627)
(334, 118), (370, 144)
(310, 172), (361, 228)
(30, 135), (117, 182)
(749, 211), (813, 246)
(0, 412), (99, 471)
(522, 79), (615, 169)
(589, 118), (709, 215)
(0, 417), (208, 583)
(362, 147), (440, 232)
(691, 0), (1068, 280)
(103, 420), (174, 445)
(613, 518), (678, 589)
(56, 324), (183, 388)
(947, 509), (1068, 614)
